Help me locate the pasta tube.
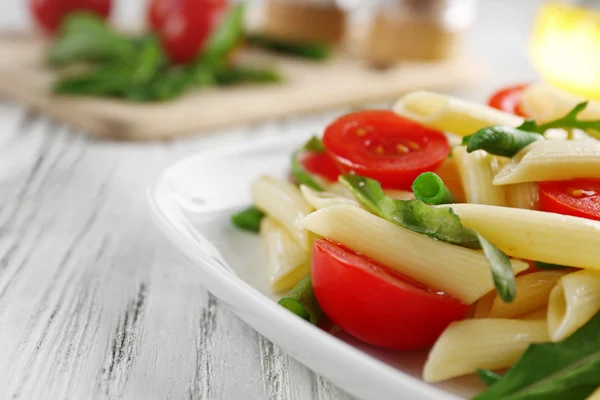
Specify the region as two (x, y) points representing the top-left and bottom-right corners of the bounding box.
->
(453, 146), (508, 206)
(300, 185), (359, 210)
(505, 182), (540, 210)
(424, 319), (549, 382)
(493, 140), (600, 185)
(252, 175), (313, 250)
(446, 203), (600, 269)
(301, 205), (528, 304)
(393, 91), (523, 136)
(261, 217), (310, 293)
(547, 270), (600, 342)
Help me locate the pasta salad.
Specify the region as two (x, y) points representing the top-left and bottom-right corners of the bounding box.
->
(232, 83), (600, 400)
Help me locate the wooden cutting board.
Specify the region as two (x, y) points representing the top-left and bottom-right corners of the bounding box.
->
(0, 34), (483, 141)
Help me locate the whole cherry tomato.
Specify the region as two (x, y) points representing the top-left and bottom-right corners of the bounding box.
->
(151, 0), (228, 64)
(30, 0), (112, 34)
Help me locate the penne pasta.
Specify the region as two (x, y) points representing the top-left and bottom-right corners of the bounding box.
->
(423, 319), (549, 382)
(487, 270), (569, 319)
(300, 185), (359, 209)
(473, 291), (495, 319)
(504, 182), (540, 210)
(547, 270), (600, 342)
(261, 217), (310, 293)
(520, 308), (548, 320)
(446, 203), (600, 269)
(493, 140), (600, 185)
(453, 146), (508, 206)
(434, 156), (466, 203)
(521, 82), (600, 123)
(301, 205), (528, 304)
(252, 175), (314, 250)
(326, 182), (415, 201)
(393, 91), (523, 136)
(586, 386), (600, 400)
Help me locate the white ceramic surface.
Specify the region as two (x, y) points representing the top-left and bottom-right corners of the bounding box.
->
(148, 133), (485, 400)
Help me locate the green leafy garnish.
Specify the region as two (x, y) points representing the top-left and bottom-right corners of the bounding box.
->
(48, 13), (136, 66)
(465, 126), (544, 157)
(231, 206), (264, 232)
(477, 369), (503, 387)
(213, 66), (281, 85)
(517, 102), (600, 139)
(247, 34), (330, 60)
(290, 137), (326, 191)
(474, 309), (600, 400)
(201, 2), (246, 62)
(534, 261), (570, 270)
(411, 172), (455, 205)
(278, 276), (323, 325)
(340, 174), (516, 303)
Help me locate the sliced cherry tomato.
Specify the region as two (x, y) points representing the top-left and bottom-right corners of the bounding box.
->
(154, 0), (227, 64)
(488, 83), (529, 117)
(322, 110), (450, 190)
(30, 0), (112, 34)
(540, 179), (600, 221)
(299, 152), (342, 182)
(311, 239), (469, 350)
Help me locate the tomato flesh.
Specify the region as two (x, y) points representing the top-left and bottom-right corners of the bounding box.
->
(299, 152), (342, 182)
(311, 239), (469, 350)
(30, 0), (112, 34)
(153, 0), (228, 64)
(540, 179), (600, 221)
(322, 110), (450, 190)
(488, 83), (529, 117)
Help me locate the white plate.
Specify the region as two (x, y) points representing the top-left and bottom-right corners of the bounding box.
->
(148, 133), (484, 400)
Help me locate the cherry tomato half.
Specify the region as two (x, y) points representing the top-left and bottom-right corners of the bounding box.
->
(311, 239), (469, 350)
(30, 0), (112, 34)
(488, 83), (529, 117)
(153, 0), (227, 64)
(540, 179), (600, 221)
(322, 110), (450, 190)
(299, 152), (342, 182)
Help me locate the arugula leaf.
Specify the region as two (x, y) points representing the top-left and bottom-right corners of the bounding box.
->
(474, 310), (600, 400)
(303, 136), (325, 153)
(519, 102), (600, 140)
(534, 261), (570, 270)
(232, 206), (264, 232)
(48, 13), (136, 66)
(340, 174), (516, 302)
(477, 369), (503, 386)
(53, 63), (134, 97)
(465, 126), (544, 157)
(201, 2), (246, 62)
(411, 172), (455, 205)
(278, 276), (323, 325)
(247, 34), (330, 60)
(290, 137), (327, 191)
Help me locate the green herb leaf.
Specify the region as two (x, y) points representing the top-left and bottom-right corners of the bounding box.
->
(247, 34), (330, 60)
(48, 12), (136, 66)
(278, 276), (323, 325)
(213, 66), (281, 85)
(290, 138), (326, 191)
(201, 2), (246, 62)
(231, 206), (264, 232)
(474, 310), (600, 400)
(341, 174), (516, 302)
(461, 135), (473, 146)
(477, 369), (503, 387)
(534, 261), (570, 270)
(303, 136), (325, 153)
(519, 102), (600, 140)
(53, 62), (134, 97)
(411, 172), (455, 205)
(465, 126), (544, 157)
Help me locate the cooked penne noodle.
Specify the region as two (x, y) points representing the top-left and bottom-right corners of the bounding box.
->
(453, 146), (508, 206)
(252, 175), (314, 250)
(487, 270), (569, 319)
(586, 386), (600, 400)
(520, 308), (548, 320)
(393, 91), (523, 136)
(493, 140), (600, 185)
(521, 82), (600, 123)
(446, 203), (600, 269)
(261, 217), (310, 293)
(423, 319), (549, 382)
(300, 185), (359, 209)
(473, 291), (495, 319)
(504, 182), (540, 210)
(326, 182), (415, 201)
(547, 270), (600, 342)
(434, 156), (466, 203)
(301, 205), (528, 304)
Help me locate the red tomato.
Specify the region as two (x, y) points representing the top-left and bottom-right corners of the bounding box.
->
(540, 179), (600, 221)
(154, 0), (227, 64)
(30, 0), (112, 34)
(488, 83), (529, 117)
(322, 110), (450, 190)
(311, 239), (469, 350)
(299, 152), (342, 182)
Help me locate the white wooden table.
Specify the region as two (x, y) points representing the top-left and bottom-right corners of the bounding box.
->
(0, 1), (539, 399)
